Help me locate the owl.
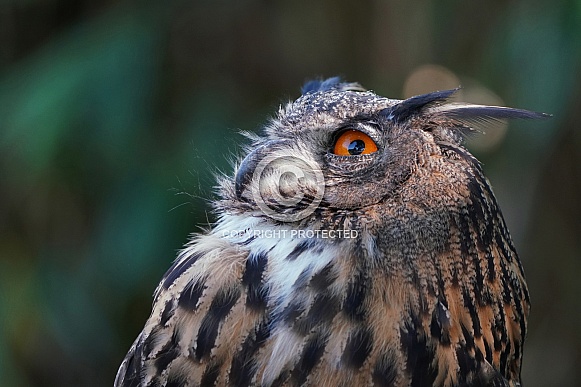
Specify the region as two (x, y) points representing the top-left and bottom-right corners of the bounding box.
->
(115, 78), (546, 387)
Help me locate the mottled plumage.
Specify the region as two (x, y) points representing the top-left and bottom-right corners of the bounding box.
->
(115, 78), (545, 387)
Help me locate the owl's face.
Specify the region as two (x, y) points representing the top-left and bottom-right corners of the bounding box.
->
(227, 79), (539, 228)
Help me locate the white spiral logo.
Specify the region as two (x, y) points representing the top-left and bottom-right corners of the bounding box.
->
(250, 151), (325, 222)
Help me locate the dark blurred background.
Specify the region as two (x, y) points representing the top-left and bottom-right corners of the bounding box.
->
(0, 1), (579, 386)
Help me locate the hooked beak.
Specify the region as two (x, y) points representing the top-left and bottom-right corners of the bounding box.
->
(235, 140), (291, 199)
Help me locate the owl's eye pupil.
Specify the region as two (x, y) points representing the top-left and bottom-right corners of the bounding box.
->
(348, 139), (366, 155)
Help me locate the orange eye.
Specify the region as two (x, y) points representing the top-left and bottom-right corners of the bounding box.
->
(333, 130), (378, 156)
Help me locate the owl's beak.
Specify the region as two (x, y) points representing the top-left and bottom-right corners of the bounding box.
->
(235, 148), (262, 199)
(235, 140), (290, 199)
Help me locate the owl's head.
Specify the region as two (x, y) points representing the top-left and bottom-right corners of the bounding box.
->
(222, 78), (545, 229)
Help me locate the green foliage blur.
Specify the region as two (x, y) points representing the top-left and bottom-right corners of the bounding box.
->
(0, 1), (579, 386)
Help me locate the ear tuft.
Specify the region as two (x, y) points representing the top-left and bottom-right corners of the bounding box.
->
(430, 103), (551, 128)
(434, 104), (550, 120)
(381, 88), (460, 123)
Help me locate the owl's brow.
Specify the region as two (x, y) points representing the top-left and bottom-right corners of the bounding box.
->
(339, 114), (382, 128)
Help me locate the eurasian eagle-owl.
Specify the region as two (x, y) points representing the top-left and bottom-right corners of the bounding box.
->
(115, 78), (545, 387)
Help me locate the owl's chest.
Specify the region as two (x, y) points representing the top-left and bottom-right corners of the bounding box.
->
(236, 237), (436, 386)
(205, 223), (519, 386)
(241, 244), (512, 387)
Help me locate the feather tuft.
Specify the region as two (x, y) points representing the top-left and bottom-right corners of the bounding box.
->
(431, 103), (551, 128)
(434, 103), (550, 120)
(381, 88), (461, 123)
